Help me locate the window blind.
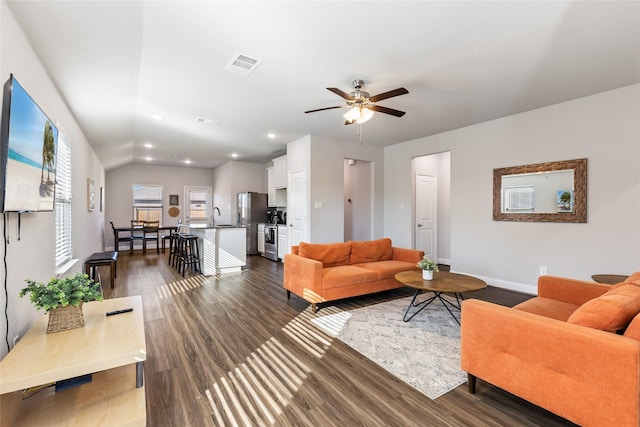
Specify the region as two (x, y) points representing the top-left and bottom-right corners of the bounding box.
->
(55, 135), (72, 267)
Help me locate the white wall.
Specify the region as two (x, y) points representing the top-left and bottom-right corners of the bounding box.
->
(212, 160), (267, 225)
(105, 163), (214, 247)
(385, 84), (640, 293)
(344, 159), (372, 241)
(307, 135), (385, 243)
(0, 2), (105, 359)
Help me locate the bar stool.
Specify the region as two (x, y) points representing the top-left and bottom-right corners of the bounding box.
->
(176, 233), (200, 276)
(170, 231), (186, 268)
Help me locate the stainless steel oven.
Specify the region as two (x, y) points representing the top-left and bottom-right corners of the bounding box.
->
(263, 224), (278, 261)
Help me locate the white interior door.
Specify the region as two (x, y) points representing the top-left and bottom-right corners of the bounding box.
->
(288, 169), (308, 248)
(415, 173), (437, 260)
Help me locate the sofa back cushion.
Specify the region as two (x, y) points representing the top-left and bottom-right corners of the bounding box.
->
(349, 238), (393, 264)
(623, 314), (640, 341)
(298, 241), (351, 267)
(624, 271), (640, 286)
(567, 284), (640, 332)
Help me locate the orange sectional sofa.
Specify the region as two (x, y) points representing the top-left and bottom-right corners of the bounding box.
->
(461, 272), (640, 427)
(283, 238), (424, 312)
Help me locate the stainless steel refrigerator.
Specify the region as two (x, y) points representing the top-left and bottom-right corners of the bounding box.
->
(237, 192), (268, 254)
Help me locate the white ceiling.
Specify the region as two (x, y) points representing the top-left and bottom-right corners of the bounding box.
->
(6, 1), (640, 171)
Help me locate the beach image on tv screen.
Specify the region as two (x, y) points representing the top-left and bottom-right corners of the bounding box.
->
(5, 79), (57, 212)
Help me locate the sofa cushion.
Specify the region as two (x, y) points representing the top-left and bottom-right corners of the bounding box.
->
(349, 238), (393, 264)
(624, 271), (640, 286)
(567, 284), (640, 332)
(513, 297), (580, 322)
(298, 241), (351, 267)
(321, 265), (379, 289)
(623, 314), (640, 341)
(353, 260), (418, 280)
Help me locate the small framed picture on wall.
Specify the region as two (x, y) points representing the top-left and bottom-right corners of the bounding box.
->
(169, 194), (179, 206)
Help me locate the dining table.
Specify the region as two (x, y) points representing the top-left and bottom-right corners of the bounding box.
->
(113, 224), (176, 254)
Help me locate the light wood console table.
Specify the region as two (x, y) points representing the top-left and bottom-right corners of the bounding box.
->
(0, 296), (146, 426)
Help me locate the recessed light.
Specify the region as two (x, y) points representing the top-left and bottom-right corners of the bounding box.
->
(151, 114), (164, 120)
(267, 133), (277, 139)
(184, 159), (192, 164)
(145, 156), (152, 161)
(231, 153), (238, 158)
(143, 143), (153, 148)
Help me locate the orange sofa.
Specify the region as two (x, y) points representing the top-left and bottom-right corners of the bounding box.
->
(284, 238), (424, 312)
(461, 272), (640, 427)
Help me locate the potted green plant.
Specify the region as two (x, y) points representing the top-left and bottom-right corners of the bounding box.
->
(417, 257), (439, 280)
(19, 273), (103, 333)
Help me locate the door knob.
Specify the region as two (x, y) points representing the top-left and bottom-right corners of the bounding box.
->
(417, 224), (423, 227)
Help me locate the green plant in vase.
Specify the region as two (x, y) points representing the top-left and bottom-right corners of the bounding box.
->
(417, 257), (439, 280)
(19, 273), (103, 333)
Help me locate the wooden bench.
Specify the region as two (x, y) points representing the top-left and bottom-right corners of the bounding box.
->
(84, 251), (118, 289)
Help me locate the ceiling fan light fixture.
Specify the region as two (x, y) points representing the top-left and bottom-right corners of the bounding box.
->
(356, 107), (374, 124)
(342, 107), (361, 122)
(343, 106), (374, 124)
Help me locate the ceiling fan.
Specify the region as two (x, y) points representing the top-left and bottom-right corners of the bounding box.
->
(304, 79), (409, 125)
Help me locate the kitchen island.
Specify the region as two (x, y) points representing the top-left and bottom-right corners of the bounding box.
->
(182, 224), (246, 275)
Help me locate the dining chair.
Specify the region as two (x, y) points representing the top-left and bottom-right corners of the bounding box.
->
(111, 221), (133, 253)
(130, 220), (144, 252)
(162, 219), (182, 256)
(142, 220), (160, 254)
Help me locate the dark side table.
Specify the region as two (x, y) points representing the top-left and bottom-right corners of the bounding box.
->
(591, 274), (629, 285)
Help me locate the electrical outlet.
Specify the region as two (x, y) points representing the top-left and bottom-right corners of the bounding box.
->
(539, 266), (548, 276)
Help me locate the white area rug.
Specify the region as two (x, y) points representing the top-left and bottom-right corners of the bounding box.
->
(310, 295), (467, 399)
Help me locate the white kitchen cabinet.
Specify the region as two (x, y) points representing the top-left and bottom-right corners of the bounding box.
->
(267, 167), (275, 207)
(277, 224), (289, 261)
(273, 155), (287, 189)
(257, 223), (265, 254)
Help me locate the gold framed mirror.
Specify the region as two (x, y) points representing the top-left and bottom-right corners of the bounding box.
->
(493, 158), (587, 223)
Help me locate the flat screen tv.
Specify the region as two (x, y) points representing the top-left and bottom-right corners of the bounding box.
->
(0, 74), (58, 212)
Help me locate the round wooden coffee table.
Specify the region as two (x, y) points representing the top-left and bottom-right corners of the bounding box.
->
(395, 270), (487, 324)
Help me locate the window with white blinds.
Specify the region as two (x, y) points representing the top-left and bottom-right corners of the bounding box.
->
(132, 184), (163, 225)
(55, 134), (72, 267)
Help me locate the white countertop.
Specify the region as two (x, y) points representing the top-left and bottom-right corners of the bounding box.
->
(183, 224), (244, 229)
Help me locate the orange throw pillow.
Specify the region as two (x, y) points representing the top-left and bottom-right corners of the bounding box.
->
(298, 242), (351, 267)
(568, 284), (640, 332)
(349, 238), (393, 264)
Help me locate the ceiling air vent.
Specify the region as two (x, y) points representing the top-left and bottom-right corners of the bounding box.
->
(225, 53), (262, 76)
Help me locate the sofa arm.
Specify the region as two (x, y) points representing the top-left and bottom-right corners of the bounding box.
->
(461, 299), (640, 427)
(537, 275), (610, 305)
(283, 253), (324, 304)
(391, 247), (424, 264)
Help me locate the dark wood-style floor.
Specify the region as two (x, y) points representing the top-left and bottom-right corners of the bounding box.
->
(99, 250), (577, 426)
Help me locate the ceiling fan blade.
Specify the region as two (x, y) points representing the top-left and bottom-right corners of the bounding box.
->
(370, 105), (406, 117)
(327, 87), (354, 100)
(369, 87), (409, 102)
(304, 106), (343, 114)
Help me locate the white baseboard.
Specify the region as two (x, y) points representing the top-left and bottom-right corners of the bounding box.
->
(450, 270), (537, 295)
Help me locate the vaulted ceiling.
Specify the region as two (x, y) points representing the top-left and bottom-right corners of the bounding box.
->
(6, 1), (640, 170)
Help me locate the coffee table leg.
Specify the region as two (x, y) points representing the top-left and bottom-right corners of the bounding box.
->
(403, 289), (437, 322)
(136, 361), (144, 388)
(436, 293), (462, 325)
